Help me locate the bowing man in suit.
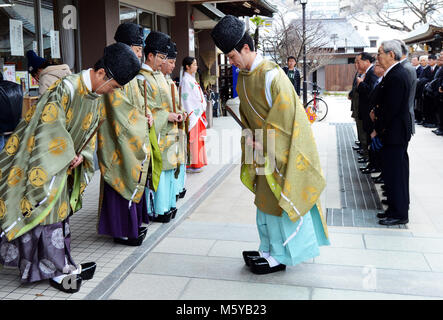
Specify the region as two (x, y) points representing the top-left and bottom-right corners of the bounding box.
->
(372, 40), (412, 226)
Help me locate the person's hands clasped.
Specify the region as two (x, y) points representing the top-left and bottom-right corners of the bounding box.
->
(168, 113), (183, 122)
(147, 113), (154, 128)
(70, 154), (84, 169)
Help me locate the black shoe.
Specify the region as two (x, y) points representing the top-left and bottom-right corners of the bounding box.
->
(352, 146), (361, 151)
(358, 157), (369, 163)
(379, 218), (408, 226)
(381, 184), (386, 191)
(415, 120), (423, 125)
(171, 208), (177, 219)
(362, 168), (380, 174)
(249, 257), (286, 275)
(373, 176), (384, 184)
(49, 274), (82, 294)
(176, 194), (179, 202)
(423, 123), (437, 128)
(242, 251), (261, 267)
(113, 230), (147, 246)
(355, 140), (361, 146)
(79, 262), (96, 280)
(381, 199), (389, 205)
(152, 211), (172, 223)
(359, 164), (372, 171)
(377, 212), (389, 219)
(357, 149), (366, 155)
(139, 226), (148, 237)
(433, 129), (443, 136)
(179, 189), (187, 199)
(382, 191), (387, 197)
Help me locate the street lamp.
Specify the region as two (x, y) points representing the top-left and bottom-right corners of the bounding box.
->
(295, 0), (308, 107)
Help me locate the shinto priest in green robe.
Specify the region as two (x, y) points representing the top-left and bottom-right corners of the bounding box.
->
(97, 22), (161, 246)
(136, 31), (182, 223)
(0, 43), (141, 288)
(211, 16), (330, 275)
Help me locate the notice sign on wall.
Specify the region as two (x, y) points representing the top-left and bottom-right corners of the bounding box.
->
(50, 30), (61, 59)
(189, 29), (195, 55)
(10, 19), (24, 56)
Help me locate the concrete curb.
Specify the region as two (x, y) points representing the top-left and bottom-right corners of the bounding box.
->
(84, 160), (239, 300)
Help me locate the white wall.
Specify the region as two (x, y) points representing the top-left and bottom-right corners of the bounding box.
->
(122, 0), (175, 16)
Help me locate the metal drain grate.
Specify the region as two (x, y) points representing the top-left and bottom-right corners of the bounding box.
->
(327, 123), (406, 229)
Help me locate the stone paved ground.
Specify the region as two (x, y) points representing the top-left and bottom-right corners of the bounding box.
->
(2, 95), (443, 300)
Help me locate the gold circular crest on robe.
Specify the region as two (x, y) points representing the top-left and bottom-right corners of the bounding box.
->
(128, 136), (142, 152)
(302, 186), (319, 204)
(131, 164), (142, 182)
(20, 198), (32, 218)
(111, 150), (122, 166)
(27, 135), (35, 153)
(65, 108), (73, 124)
(0, 199), (6, 219)
(58, 202), (68, 220)
(109, 90), (123, 107)
(41, 103), (59, 123)
(113, 121), (121, 137)
(98, 133), (105, 149)
(7, 166), (23, 186)
(295, 153), (309, 171)
(29, 167), (48, 188)
(24, 104), (36, 123)
(47, 79), (62, 92)
(82, 112), (94, 131)
(293, 122), (300, 139)
(112, 178), (125, 193)
(49, 137), (67, 155)
(5, 134), (20, 156)
(88, 134), (97, 151)
(61, 94), (69, 111)
(128, 109), (138, 125)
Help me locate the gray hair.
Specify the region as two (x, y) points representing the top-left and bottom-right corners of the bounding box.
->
(394, 39), (408, 57)
(381, 40), (402, 61)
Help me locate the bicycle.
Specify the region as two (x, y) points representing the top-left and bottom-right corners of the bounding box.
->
(305, 82), (328, 122)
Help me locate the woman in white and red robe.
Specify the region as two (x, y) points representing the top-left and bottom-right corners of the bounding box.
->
(180, 57), (208, 172)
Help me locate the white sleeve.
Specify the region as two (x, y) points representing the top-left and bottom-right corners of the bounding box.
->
(265, 68), (279, 107)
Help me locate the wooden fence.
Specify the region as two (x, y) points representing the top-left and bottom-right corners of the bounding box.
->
(325, 64), (357, 92)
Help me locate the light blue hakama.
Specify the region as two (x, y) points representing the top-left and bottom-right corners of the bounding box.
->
(146, 169), (177, 216)
(174, 164), (186, 197)
(256, 205), (330, 266)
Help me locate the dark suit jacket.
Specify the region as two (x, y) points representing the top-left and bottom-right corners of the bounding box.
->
(374, 63), (412, 146)
(282, 66), (301, 96)
(357, 65), (378, 121)
(416, 66), (438, 99)
(416, 65), (423, 78)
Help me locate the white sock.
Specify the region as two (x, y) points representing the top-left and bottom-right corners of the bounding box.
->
(259, 251), (270, 258)
(265, 255), (280, 268)
(51, 274), (65, 284)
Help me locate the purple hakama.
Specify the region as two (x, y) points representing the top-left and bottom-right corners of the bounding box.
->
(98, 181), (149, 239)
(0, 219), (77, 283)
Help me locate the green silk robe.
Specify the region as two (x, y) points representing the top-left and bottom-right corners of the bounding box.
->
(237, 58), (328, 238)
(0, 72), (102, 241)
(97, 77), (152, 203)
(137, 66), (183, 172)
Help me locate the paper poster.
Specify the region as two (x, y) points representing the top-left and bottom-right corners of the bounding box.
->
(50, 30), (61, 59)
(15, 71), (29, 91)
(3, 64), (15, 82)
(189, 29), (195, 54)
(29, 73), (39, 89)
(10, 19), (24, 56)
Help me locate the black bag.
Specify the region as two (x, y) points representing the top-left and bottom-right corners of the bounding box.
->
(0, 80), (23, 134)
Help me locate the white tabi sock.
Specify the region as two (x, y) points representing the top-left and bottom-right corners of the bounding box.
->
(259, 251), (270, 258)
(51, 274), (65, 284)
(265, 255), (280, 268)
